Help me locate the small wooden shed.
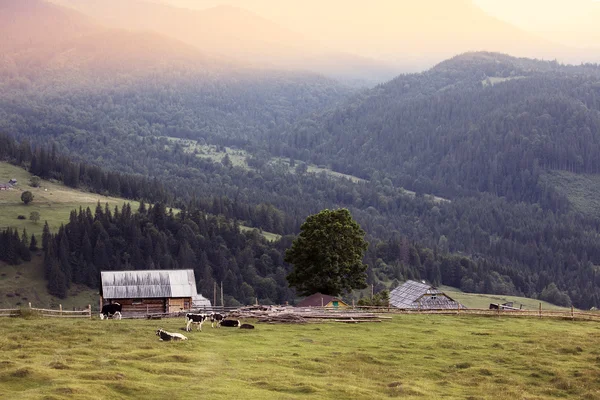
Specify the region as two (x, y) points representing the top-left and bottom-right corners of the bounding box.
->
(296, 293), (349, 309)
(390, 280), (463, 310)
(100, 269), (200, 315)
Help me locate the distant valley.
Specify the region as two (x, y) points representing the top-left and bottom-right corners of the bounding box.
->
(1, 0), (600, 310)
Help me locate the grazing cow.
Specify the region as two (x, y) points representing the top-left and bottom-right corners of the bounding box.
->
(100, 303), (122, 320)
(240, 323), (255, 329)
(210, 312), (225, 328)
(219, 319), (241, 328)
(156, 329), (188, 341)
(185, 313), (208, 332)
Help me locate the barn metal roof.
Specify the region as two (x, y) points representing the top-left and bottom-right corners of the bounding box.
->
(390, 280), (461, 309)
(101, 270), (198, 299)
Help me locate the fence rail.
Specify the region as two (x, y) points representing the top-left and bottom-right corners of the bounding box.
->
(27, 303), (92, 318)
(0, 308), (20, 317)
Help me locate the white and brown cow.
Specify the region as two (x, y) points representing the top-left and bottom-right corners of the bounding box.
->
(156, 329), (188, 341)
(100, 303), (122, 320)
(185, 313), (208, 332)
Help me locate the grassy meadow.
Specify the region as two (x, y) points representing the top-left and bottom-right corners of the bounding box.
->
(0, 162), (139, 238)
(440, 286), (571, 311)
(1, 315), (600, 399)
(0, 257), (97, 310)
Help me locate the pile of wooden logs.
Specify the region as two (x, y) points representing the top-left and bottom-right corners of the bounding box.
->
(229, 305), (391, 324)
(258, 313), (308, 324)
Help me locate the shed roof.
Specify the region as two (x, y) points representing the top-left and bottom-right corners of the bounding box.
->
(390, 280), (459, 309)
(296, 293), (346, 307)
(192, 294), (212, 309)
(101, 269), (197, 299)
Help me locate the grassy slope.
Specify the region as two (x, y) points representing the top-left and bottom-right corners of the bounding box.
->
(0, 162), (139, 238)
(440, 286), (571, 311)
(1, 315), (600, 399)
(0, 257), (97, 310)
(542, 170), (600, 217)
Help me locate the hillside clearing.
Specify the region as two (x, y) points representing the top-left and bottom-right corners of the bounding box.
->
(440, 286), (572, 311)
(0, 162), (139, 237)
(541, 170), (600, 217)
(1, 315), (600, 399)
(0, 256), (97, 310)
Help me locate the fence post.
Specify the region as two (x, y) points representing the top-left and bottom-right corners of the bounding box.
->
(29, 302), (32, 309)
(539, 303), (542, 318)
(497, 305), (500, 318)
(59, 304), (62, 316)
(88, 304), (92, 319)
(571, 305), (574, 321)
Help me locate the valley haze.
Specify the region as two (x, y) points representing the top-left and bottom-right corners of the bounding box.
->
(1, 1), (600, 399)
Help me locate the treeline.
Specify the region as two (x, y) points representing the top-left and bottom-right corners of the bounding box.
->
(5, 53), (600, 308)
(0, 227), (36, 265)
(0, 133), (170, 204)
(279, 53), (600, 210)
(42, 202), (295, 305)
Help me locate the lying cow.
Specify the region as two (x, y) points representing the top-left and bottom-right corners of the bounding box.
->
(219, 319), (241, 328)
(100, 303), (122, 320)
(156, 329), (188, 341)
(185, 313), (208, 332)
(210, 312), (225, 328)
(240, 323), (255, 329)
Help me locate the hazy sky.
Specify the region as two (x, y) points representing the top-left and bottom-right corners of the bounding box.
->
(158, 0), (600, 48)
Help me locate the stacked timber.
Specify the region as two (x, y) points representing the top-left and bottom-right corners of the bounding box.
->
(229, 306), (391, 324)
(258, 313), (307, 324)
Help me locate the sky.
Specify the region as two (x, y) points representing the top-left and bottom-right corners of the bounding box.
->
(158, 0), (600, 48)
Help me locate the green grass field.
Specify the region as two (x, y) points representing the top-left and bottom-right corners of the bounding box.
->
(0, 163), (139, 238)
(1, 315), (600, 399)
(440, 286), (571, 311)
(0, 256), (97, 310)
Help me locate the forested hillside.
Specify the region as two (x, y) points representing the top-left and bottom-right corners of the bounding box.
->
(3, 3), (600, 310)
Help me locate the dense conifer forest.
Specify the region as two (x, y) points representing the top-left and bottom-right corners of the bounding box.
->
(3, 51), (600, 308)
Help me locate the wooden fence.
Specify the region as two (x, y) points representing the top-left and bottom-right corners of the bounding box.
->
(349, 304), (600, 322)
(0, 308), (20, 317)
(0, 304), (91, 318)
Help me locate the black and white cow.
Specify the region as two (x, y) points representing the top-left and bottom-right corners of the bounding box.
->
(210, 312), (225, 328)
(185, 313), (208, 332)
(219, 319), (241, 328)
(100, 303), (122, 320)
(156, 329), (188, 341)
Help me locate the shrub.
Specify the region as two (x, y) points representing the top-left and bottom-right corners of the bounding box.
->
(17, 215), (26, 220)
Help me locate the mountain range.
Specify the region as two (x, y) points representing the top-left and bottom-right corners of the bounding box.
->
(2, 0), (600, 308)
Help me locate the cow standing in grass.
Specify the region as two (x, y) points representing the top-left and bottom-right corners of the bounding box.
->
(185, 313), (208, 332)
(100, 303), (122, 320)
(210, 312), (225, 328)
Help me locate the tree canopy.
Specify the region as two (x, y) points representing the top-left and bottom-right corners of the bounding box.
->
(21, 191), (33, 205)
(285, 208), (368, 296)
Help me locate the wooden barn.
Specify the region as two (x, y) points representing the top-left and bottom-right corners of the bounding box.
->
(100, 269), (201, 316)
(390, 280), (463, 310)
(296, 293), (349, 309)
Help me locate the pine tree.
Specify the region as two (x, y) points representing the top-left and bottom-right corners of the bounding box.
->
(42, 221), (51, 251)
(29, 234), (38, 251)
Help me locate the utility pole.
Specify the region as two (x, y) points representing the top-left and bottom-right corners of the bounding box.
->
(220, 282), (224, 308)
(213, 282), (217, 309)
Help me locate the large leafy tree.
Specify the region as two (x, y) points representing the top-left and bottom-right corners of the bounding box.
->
(285, 208), (368, 296)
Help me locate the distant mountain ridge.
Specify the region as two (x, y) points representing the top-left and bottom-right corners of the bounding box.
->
(48, 0), (401, 84)
(281, 52), (600, 206)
